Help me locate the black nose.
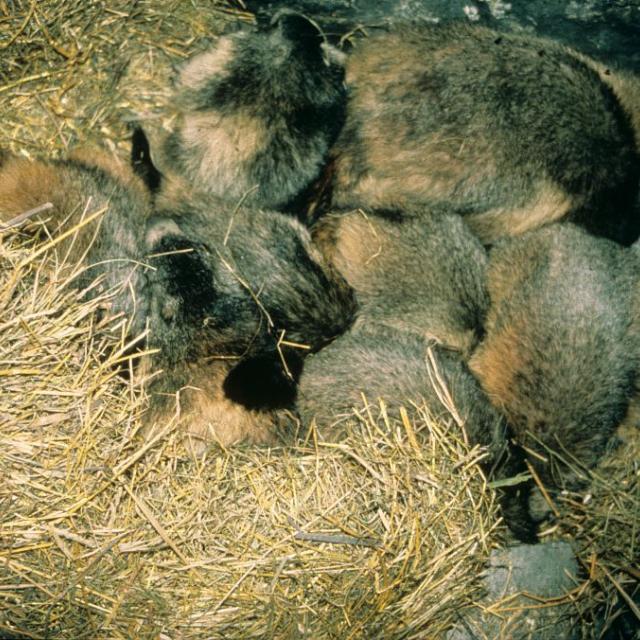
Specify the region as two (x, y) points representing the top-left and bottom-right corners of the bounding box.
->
(223, 347), (304, 410)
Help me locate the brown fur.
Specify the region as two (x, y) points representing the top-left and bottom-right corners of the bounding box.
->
(312, 207), (488, 355)
(177, 38), (236, 90)
(146, 20), (639, 244)
(0, 150), (152, 333)
(468, 316), (531, 421)
(176, 111), (267, 196)
(143, 13), (347, 213)
(69, 148), (150, 195)
(144, 360), (279, 454)
(141, 185), (356, 449)
(470, 223), (640, 490)
(576, 55), (640, 149)
(466, 182), (573, 245)
(0, 158), (67, 216)
(0, 149), (151, 253)
(0, 150), (356, 452)
(329, 23), (640, 245)
(284, 210), (535, 541)
(261, 207), (537, 541)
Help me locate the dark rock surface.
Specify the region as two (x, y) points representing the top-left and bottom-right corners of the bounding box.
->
(243, 0), (640, 72)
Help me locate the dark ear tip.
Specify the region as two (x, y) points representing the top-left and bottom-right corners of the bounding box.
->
(271, 10), (322, 43)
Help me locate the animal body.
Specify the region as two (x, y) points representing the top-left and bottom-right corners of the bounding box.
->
(329, 23), (640, 245)
(312, 208), (488, 355)
(0, 149), (356, 449)
(144, 186), (356, 447)
(224, 208), (536, 541)
(295, 326), (536, 542)
(469, 223), (640, 494)
(0, 149), (152, 337)
(294, 211), (640, 536)
(146, 11), (346, 213)
(286, 207), (489, 424)
(129, 16), (640, 537)
(151, 18), (640, 244)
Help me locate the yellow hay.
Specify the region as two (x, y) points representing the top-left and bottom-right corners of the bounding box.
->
(0, 2), (638, 638)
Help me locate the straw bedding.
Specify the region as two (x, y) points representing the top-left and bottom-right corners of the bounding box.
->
(0, 1), (638, 638)
(0, 234), (498, 638)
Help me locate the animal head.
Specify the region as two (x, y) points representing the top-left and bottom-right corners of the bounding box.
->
(144, 194), (357, 368)
(136, 12), (346, 213)
(174, 11), (345, 120)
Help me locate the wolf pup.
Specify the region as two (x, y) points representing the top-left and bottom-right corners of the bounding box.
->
(227, 207), (537, 541)
(0, 149), (152, 337)
(305, 209), (536, 540)
(329, 23), (640, 245)
(143, 11), (346, 215)
(0, 150), (356, 449)
(469, 223), (640, 502)
(140, 184), (357, 447)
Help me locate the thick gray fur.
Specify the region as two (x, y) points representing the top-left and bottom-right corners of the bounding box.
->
(158, 13), (346, 212)
(286, 209), (536, 540)
(331, 22), (640, 245)
(145, 193), (356, 369)
(471, 223), (640, 491)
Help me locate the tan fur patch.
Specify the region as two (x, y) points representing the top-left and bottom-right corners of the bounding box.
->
(344, 32), (463, 87)
(311, 214), (341, 264)
(467, 182), (573, 244)
(152, 171), (195, 212)
(145, 361), (279, 457)
(0, 150), (150, 231)
(334, 32), (501, 210)
(313, 212), (398, 313)
(314, 210), (482, 355)
(469, 322), (526, 420)
(180, 110), (266, 193)
(69, 147), (149, 199)
(178, 36), (236, 91)
(334, 128), (498, 210)
(184, 388), (277, 453)
(330, 212), (385, 282)
(0, 157), (66, 223)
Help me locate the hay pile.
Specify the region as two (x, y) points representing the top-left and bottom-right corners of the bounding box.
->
(552, 425), (640, 638)
(0, 1), (638, 638)
(0, 235), (498, 639)
(0, 0), (250, 157)
(0, 239), (498, 637)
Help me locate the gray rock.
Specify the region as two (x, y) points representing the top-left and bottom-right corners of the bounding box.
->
(246, 0), (640, 72)
(446, 541), (580, 640)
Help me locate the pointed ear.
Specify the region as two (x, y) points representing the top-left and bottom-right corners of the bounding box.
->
(270, 10), (326, 62)
(130, 126), (163, 193)
(223, 348), (304, 410)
